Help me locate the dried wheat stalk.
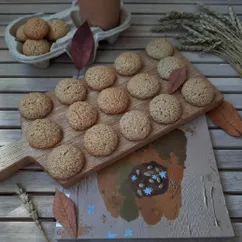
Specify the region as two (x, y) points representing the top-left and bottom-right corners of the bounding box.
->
(152, 2), (242, 78)
(15, 184), (50, 242)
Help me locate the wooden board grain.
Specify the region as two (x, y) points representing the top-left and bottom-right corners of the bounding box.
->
(0, 50), (223, 187)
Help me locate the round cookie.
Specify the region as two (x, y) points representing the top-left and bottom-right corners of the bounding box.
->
(181, 77), (215, 107)
(120, 110), (151, 141)
(114, 52), (142, 76)
(16, 25), (27, 42)
(67, 101), (98, 131)
(84, 124), (119, 157)
(55, 78), (87, 105)
(24, 18), (49, 40)
(127, 73), (161, 99)
(26, 119), (62, 149)
(85, 65), (116, 91)
(97, 87), (129, 114)
(146, 38), (174, 60)
(149, 94), (182, 124)
(22, 39), (50, 56)
(47, 144), (85, 180)
(19, 92), (53, 120)
(157, 56), (185, 80)
(47, 19), (68, 41)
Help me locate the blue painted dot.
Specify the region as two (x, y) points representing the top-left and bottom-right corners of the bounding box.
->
(159, 171), (167, 179)
(131, 175), (137, 181)
(124, 228), (133, 237)
(87, 205), (95, 214)
(143, 187), (153, 195)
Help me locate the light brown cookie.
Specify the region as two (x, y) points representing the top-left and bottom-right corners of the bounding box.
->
(24, 18), (49, 40)
(114, 52), (142, 76)
(85, 65), (116, 91)
(97, 87), (129, 114)
(120, 110), (152, 141)
(19, 92), (53, 120)
(149, 94), (182, 124)
(55, 78), (87, 105)
(16, 25), (27, 42)
(146, 38), (174, 60)
(46, 144), (85, 180)
(26, 119), (62, 149)
(47, 19), (69, 41)
(84, 124), (119, 156)
(181, 77), (215, 107)
(22, 39), (50, 56)
(157, 56), (185, 80)
(67, 101), (98, 131)
(127, 73), (161, 99)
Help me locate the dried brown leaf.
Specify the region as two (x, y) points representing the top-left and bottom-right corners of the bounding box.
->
(168, 67), (187, 94)
(208, 101), (242, 137)
(53, 189), (77, 239)
(71, 21), (94, 73)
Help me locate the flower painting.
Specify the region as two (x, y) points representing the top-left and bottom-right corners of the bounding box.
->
(97, 129), (187, 225)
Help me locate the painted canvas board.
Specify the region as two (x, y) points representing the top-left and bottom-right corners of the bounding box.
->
(55, 115), (234, 240)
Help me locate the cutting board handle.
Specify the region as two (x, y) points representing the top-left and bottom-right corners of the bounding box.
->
(0, 139), (33, 180)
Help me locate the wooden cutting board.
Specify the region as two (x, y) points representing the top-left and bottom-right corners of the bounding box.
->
(0, 50), (223, 188)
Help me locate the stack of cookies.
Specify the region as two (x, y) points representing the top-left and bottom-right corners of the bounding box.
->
(18, 38), (216, 181)
(16, 17), (69, 56)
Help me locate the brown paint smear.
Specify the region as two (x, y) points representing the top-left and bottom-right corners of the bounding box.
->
(135, 152), (183, 224)
(97, 129), (187, 225)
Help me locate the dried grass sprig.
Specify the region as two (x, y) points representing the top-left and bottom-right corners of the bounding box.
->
(152, 1), (242, 78)
(15, 184), (50, 242)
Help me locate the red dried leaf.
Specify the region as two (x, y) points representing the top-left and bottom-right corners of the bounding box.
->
(71, 21), (94, 72)
(208, 101), (242, 137)
(168, 67), (187, 94)
(53, 189), (77, 239)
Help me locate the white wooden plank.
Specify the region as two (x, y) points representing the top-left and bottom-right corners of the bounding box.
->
(0, 130), (21, 145)
(208, 78), (242, 93)
(0, 77), (240, 94)
(1, 128), (242, 151)
(0, 196), (53, 218)
(0, 111), (20, 127)
(0, 49), (226, 64)
(0, 63), (239, 77)
(0, 110), (241, 169)
(0, 170), (241, 192)
(0, 77), (239, 93)
(0, 171), (57, 193)
(0, 37), (5, 49)
(1, 93), (241, 110)
(1, 128), (240, 148)
(20, 149), (242, 170)
(211, 130), (242, 149)
(0, 194), (241, 218)
(0, 13), (241, 27)
(220, 172), (242, 192)
(0, 221), (241, 242)
(0, 4), (241, 14)
(214, 150), (242, 169)
(0, 78), (59, 92)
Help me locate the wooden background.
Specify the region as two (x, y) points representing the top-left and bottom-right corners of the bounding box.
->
(0, 0), (242, 241)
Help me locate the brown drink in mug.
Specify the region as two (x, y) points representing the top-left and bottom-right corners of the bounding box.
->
(78, 0), (121, 31)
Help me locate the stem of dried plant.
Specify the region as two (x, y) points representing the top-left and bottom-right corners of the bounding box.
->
(15, 184), (50, 242)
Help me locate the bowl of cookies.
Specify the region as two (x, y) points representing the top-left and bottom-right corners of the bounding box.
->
(4, 1), (131, 68)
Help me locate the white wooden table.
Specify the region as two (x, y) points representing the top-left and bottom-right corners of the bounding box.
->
(0, 0), (242, 241)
